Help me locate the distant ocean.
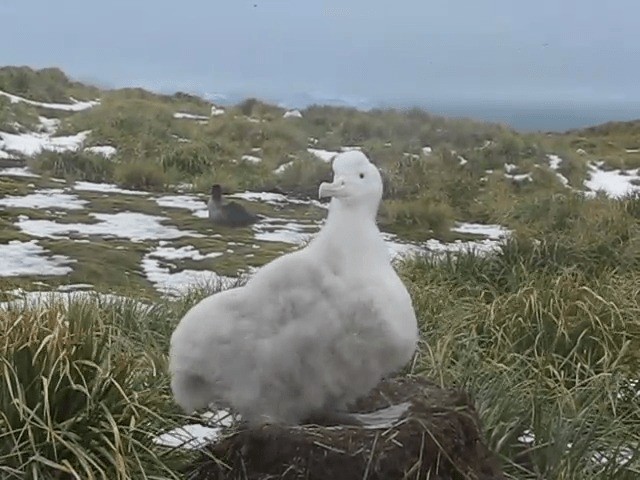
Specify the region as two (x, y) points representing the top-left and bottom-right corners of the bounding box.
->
(417, 102), (640, 133)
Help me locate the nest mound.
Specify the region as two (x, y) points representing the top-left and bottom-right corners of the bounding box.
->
(187, 376), (505, 480)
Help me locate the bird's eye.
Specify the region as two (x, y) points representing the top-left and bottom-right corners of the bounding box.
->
(359, 173), (365, 179)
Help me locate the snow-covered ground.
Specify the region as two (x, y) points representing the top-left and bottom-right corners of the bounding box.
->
(274, 160), (294, 174)
(451, 222), (510, 240)
(241, 154), (262, 164)
(0, 286), (149, 311)
(252, 216), (319, 245)
(584, 162), (640, 198)
(154, 411), (235, 449)
(1, 178), (516, 292)
(547, 154), (570, 187)
(155, 194), (206, 211)
(16, 212), (202, 242)
(542, 154), (639, 198)
(73, 181), (149, 196)
(0, 166), (40, 178)
(0, 240), (74, 277)
(0, 188), (88, 210)
(142, 244), (234, 296)
(174, 112), (208, 120)
(84, 145), (117, 158)
(0, 129), (90, 156)
(0, 90), (99, 112)
(228, 190), (327, 209)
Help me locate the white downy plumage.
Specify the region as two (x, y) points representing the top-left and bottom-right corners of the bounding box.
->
(168, 150), (419, 426)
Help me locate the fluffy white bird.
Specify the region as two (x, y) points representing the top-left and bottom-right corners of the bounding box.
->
(168, 150), (418, 426)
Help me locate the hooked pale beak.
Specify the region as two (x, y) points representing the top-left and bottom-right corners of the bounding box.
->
(318, 179), (346, 199)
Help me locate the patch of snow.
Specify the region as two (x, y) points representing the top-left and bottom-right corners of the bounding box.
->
(547, 154), (563, 170)
(228, 191), (327, 209)
(547, 155), (570, 186)
(590, 447), (634, 467)
(518, 430), (536, 445)
(283, 109), (302, 118)
(0, 130), (90, 156)
(38, 116), (60, 134)
(73, 181), (149, 196)
(274, 160), (294, 174)
(241, 154), (262, 164)
(210, 106), (225, 116)
(0, 188), (88, 210)
(340, 146), (362, 152)
(478, 140), (493, 150)
(505, 173), (533, 182)
(626, 148), (640, 154)
(17, 212), (202, 242)
(174, 182), (194, 192)
(384, 222), (512, 261)
(451, 222), (511, 240)
(153, 424), (221, 449)
(504, 163), (517, 173)
(0, 288), (149, 312)
(85, 145), (117, 158)
(307, 148), (339, 162)
(154, 411), (234, 449)
(0, 90), (99, 112)
(0, 166), (40, 178)
(0, 240), (74, 277)
(576, 148), (587, 155)
(174, 112), (209, 120)
(421, 237), (506, 256)
(150, 244), (223, 262)
(584, 164), (640, 198)
(422, 146), (433, 155)
(155, 194), (207, 213)
(252, 217), (318, 245)
(57, 283), (93, 292)
(142, 254), (234, 297)
(382, 234), (426, 261)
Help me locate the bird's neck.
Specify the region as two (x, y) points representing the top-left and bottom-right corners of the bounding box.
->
(317, 200), (384, 251)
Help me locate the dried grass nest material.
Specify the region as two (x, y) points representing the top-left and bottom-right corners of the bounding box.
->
(186, 376), (505, 480)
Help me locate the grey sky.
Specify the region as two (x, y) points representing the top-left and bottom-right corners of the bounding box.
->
(1, 0), (638, 109)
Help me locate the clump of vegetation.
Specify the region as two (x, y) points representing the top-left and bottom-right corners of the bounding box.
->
(274, 152), (332, 196)
(115, 160), (169, 191)
(28, 150), (116, 182)
(399, 222), (640, 478)
(0, 295), (189, 479)
(0, 65), (99, 103)
(0, 95), (41, 133)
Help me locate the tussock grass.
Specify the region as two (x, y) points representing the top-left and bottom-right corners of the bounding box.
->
(28, 150), (116, 182)
(0, 295), (188, 479)
(399, 227), (640, 478)
(0, 66), (99, 103)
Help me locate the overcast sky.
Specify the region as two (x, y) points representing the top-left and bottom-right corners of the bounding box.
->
(1, 0), (638, 109)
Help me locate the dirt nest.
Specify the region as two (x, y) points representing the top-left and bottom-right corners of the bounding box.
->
(186, 376), (505, 480)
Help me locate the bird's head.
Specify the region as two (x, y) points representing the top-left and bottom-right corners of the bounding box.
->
(318, 151), (383, 212)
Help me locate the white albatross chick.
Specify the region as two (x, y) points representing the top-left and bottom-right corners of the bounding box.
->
(168, 150), (419, 426)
